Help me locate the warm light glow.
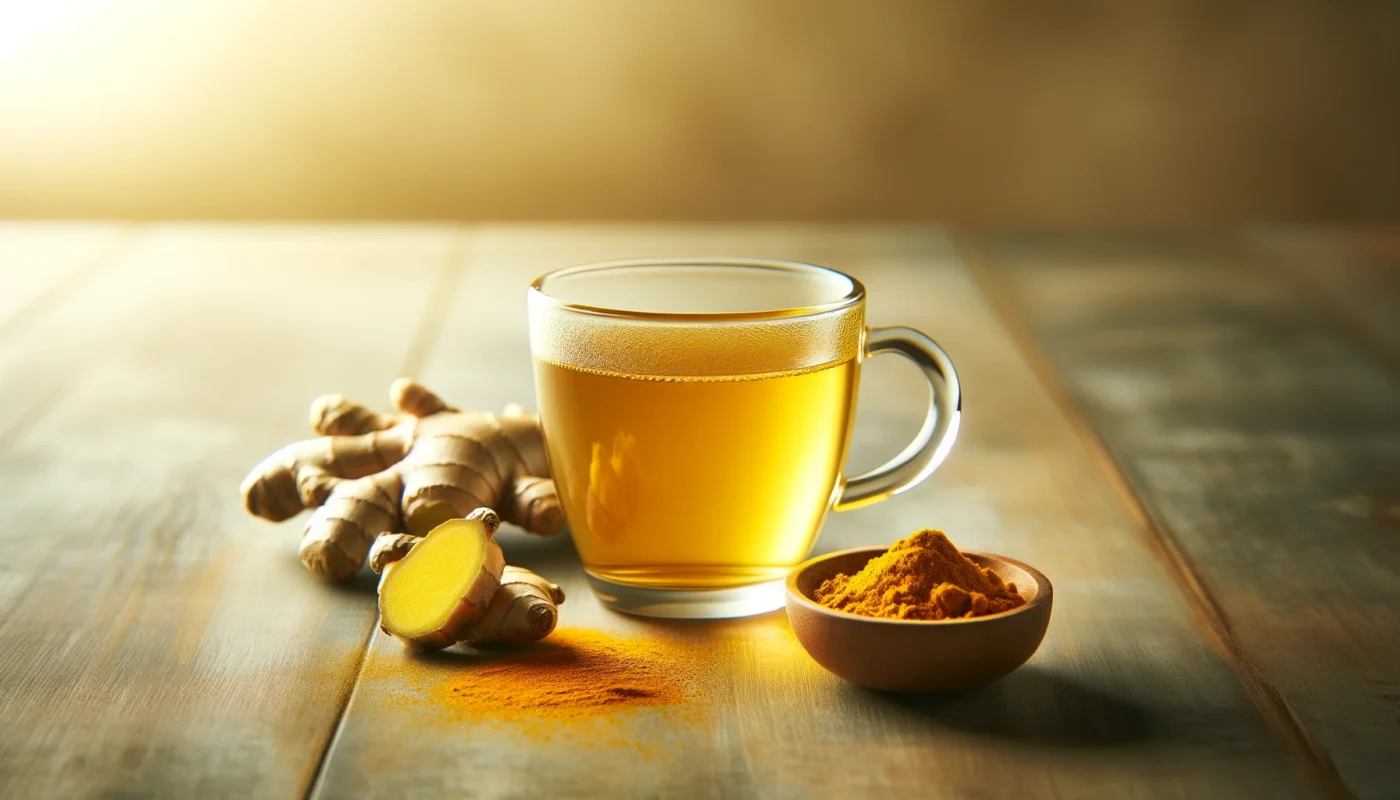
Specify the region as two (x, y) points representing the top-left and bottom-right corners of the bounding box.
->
(0, 4), (1391, 222)
(0, 0), (109, 58)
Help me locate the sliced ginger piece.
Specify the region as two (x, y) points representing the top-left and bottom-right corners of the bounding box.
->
(371, 528), (566, 648)
(378, 509), (506, 650)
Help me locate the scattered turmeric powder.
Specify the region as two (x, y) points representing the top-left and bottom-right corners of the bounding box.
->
(361, 628), (702, 725)
(815, 530), (1026, 620)
(433, 628), (692, 719)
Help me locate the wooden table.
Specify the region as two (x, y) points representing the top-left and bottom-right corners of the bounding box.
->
(0, 224), (1395, 799)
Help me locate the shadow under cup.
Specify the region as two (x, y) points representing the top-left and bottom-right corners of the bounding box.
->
(528, 259), (960, 619)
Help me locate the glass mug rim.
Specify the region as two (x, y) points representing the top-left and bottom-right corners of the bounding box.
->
(529, 257), (867, 323)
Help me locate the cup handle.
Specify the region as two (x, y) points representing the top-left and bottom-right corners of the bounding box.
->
(832, 326), (962, 512)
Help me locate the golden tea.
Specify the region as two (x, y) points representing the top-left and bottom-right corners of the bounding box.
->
(535, 358), (859, 589)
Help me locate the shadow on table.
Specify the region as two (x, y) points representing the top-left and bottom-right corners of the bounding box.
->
(497, 524), (582, 575)
(326, 566), (381, 597)
(869, 667), (1154, 748)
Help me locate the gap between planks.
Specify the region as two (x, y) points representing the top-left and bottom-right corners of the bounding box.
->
(302, 229), (473, 800)
(950, 232), (1356, 800)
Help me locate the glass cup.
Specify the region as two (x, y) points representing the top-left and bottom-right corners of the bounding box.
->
(528, 258), (960, 618)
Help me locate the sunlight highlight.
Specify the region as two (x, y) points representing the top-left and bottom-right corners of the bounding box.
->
(0, 0), (109, 58)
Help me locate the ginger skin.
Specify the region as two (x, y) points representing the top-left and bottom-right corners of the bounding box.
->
(241, 379), (563, 580)
(369, 508), (566, 649)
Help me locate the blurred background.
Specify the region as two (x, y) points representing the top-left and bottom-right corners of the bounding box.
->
(1, 0), (1396, 225)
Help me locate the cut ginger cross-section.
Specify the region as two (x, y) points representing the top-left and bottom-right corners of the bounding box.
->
(378, 510), (506, 649)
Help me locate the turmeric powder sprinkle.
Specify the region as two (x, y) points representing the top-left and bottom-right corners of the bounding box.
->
(356, 628), (709, 750)
(361, 628), (701, 723)
(814, 530), (1026, 620)
(433, 628), (689, 718)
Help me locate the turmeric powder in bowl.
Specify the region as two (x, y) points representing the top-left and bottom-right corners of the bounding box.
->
(814, 530), (1026, 620)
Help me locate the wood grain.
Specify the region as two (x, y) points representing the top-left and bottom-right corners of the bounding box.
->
(314, 226), (1307, 799)
(0, 224), (131, 445)
(0, 226), (456, 797)
(1248, 229), (1400, 367)
(967, 231), (1400, 798)
(0, 223), (126, 332)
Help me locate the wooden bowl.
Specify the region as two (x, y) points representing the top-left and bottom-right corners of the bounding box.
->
(786, 546), (1052, 692)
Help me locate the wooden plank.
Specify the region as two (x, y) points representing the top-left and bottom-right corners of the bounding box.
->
(0, 225), (457, 797)
(0, 228), (145, 446)
(1247, 229), (1400, 365)
(316, 225), (1308, 799)
(966, 231), (1400, 798)
(0, 223), (126, 331)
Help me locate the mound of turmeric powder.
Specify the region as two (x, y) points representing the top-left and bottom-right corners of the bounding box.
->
(814, 530), (1026, 620)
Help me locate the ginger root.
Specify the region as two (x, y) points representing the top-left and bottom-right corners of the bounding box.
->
(240, 379), (563, 580)
(369, 508), (566, 650)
